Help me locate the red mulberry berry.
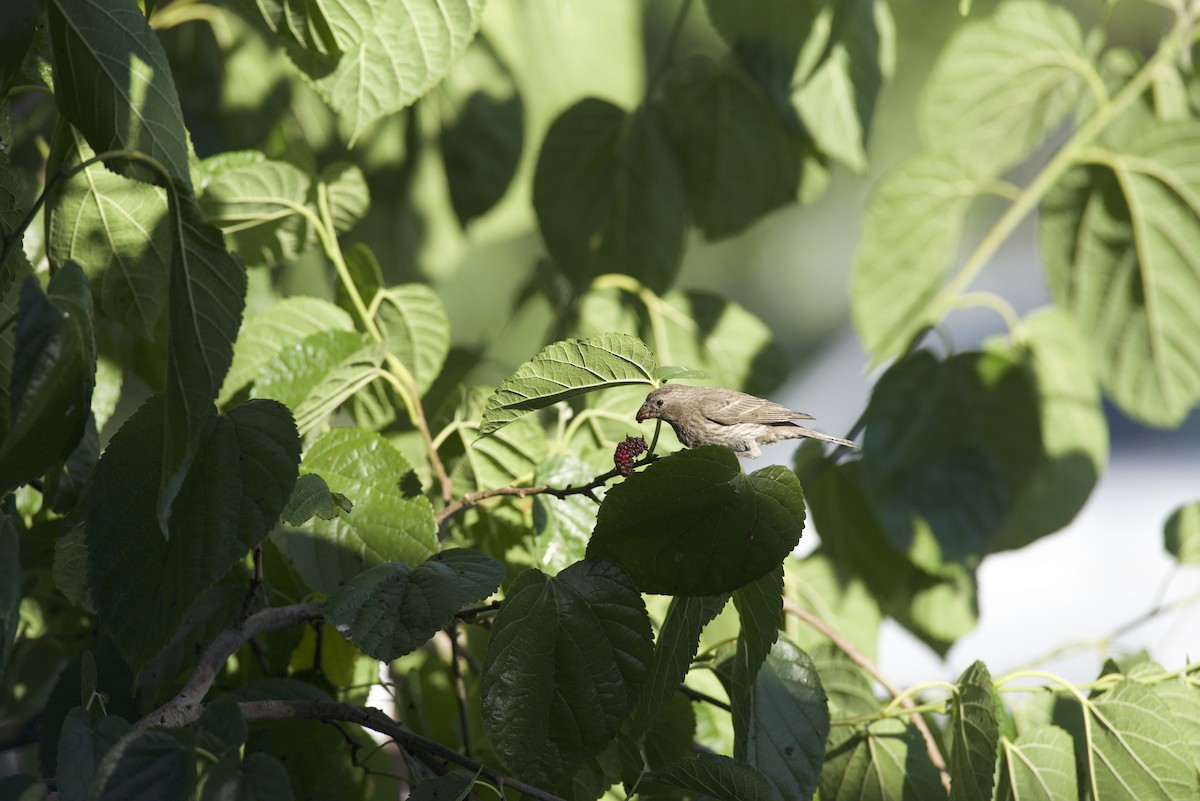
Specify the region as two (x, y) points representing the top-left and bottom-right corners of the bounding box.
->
(614, 435), (647, 477)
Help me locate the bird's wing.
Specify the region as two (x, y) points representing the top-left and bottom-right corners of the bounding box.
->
(704, 393), (814, 424)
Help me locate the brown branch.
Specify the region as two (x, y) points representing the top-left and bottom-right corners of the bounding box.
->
(236, 700), (567, 801)
(436, 454), (658, 532)
(679, 684), (731, 712)
(136, 602), (324, 729)
(781, 597), (951, 795)
(412, 390), (454, 504)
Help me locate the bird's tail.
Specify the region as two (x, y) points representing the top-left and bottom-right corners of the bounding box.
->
(792, 425), (860, 449)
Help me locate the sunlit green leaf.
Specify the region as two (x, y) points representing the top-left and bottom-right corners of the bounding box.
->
(253, 329), (375, 409)
(531, 456), (598, 575)
(995, 726), (1077, 801)
(1164, 502), (1200, 565)
(588, 447), (806, 595)
(282, 473), (352, 525)
(480, 559), (652, 788)
(949, 661), (998, 801)
(479, 333), (657, 437)
(198, 152), (310, 265)
(373, 284), (450, 396)
(1041, 121), (1200, 427)
(820, 718), (945, 800)
(920, 0), (1087, 176)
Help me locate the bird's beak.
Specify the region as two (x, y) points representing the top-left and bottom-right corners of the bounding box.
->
(635, 407), (649, 423)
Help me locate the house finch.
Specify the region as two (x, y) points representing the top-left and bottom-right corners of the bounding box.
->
(635, 384), (859, 458)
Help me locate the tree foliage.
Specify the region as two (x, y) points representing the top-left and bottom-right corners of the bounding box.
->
(1, 0), (1199, 799)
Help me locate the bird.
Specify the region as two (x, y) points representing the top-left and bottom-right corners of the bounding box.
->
(635, 383), (859, 458)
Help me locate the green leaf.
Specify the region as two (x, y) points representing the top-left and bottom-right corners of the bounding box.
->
(1041, 121), (1200, 427)
(588, 447), (806, 595)
(442, 386), (547, 498)
(53, 526), (93, 613)
(0, 263), (95, 496)
(634, 594), (728, 732)
(220, 296), (355, 405)
(1086, 679), (1199, 800)
(282, 0), (486, 145)
(336, 243), (383, 316)
(320, 162), (369, 233)
(89, 729), (194, 801)
(45, 127), (170, 338)
(290, 341), (387, 435)
(987, 308), (1107, 552)
(480, 559), (652, 787)
(0, 517), (18, 677)
(0, 154), (34, 300)
(819, 718), (946, 801)
(199, 753), (294, 801)
(1151, 677), (1200, 772)
(55, 708), (132, 801)
(0, 0), (39, 95)
(282, 473), (352, 525)
(253, 329), (375, 409)
(850, 154), (979, 363)
(47, 0), (191, 186)
(659, 58), (801, 239)
(408, 771), (475, 801)
(642, 753), (775, 801)
(197, 152), (311, 265)
(731, 568), (783, 754)
(251, 0), (341, 57)
(660, 290), (789, 396)
(741, 638), (829, 801)
(786, 549), (881, 662)
(792, 0), (893, 174)
(1164, 502), (1200, 565)
(159, 192), (248, 535)
(441, 65), (524, 226)
(949, 661), (998, 801)
(272, 428), (436, 595)
(919, 0), (1087, 176)
(478, 333), (657, 437)
(0, 776), (47, 801)
(373, 284), (450, 395)
(324, 549), (503, 661)
(86, 396), (300, 665)
(808, 643), (877, 719)
(533, 99), (687, 293)
(995, 726), (1077, 801)
(861, 349), (1042, 566)
(531, 456), (598, 575)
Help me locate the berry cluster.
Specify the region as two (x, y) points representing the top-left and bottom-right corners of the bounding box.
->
(613, 435), (648, 477)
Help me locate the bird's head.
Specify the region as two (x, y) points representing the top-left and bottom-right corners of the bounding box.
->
(635, 384), (685, 423)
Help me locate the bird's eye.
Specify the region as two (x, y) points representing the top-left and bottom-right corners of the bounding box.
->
(655, 399), (664, 407)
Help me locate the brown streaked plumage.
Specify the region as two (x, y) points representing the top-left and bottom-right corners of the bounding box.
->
(635, 384), (859, 458)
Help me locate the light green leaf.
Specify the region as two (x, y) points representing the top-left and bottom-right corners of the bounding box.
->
(478, 333), (657, 437)
(282, 473), (353, 525)
(786, 549), (881, 662)
(272, 428), (436, 595)
(283, 0), (486, 145)
(480, 559), (652, 788)
(533, 98), (687, 293)
(324, 549), (503, 661)
(251, 0), (341, 57)
(86, 396), (300, 665)
(659, 58), (801, 239)
(987, 309), (1107, 552)
(531, 456), (598, 575)
(793, 0), (893, 173)
(159, 192), (247, 535)
(1151, 677), (1200, 771)
(45, 127), (170, 338)
(373, 284), (450, 395)
(1041, 121), (1200, 427)
(919, 0), (1088, 176)
(808, 643), (877, 718)
(850, 154), (980, 363)
(321, 162), (369, 233)
(1086, 679), (1199, 800)
(220, 296), (356, 405)
(0, 263), (95, 496)
(47, 0), (191, 186)
(90, 729), (194, 801)
(1164, 502), (1200, 565)
(588, 447), (806, 596)
(642, 753), (775, 801)
(197, 152), (311, 265)
(291, 341), (387, 435)
(634, 594), (728, 733)
(949, 661), (998, 801)
(819, 718), (946, 800)
(743, 638), (829, 801)
(995, 726), (1077, 801)
(254, 329), (374, 409)
(443, 386), (547, 498)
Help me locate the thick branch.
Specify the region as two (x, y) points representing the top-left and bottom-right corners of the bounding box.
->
(137, 602), (324, 729)
(236, 700), (567, 801)
(781, 597), (951, 794)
